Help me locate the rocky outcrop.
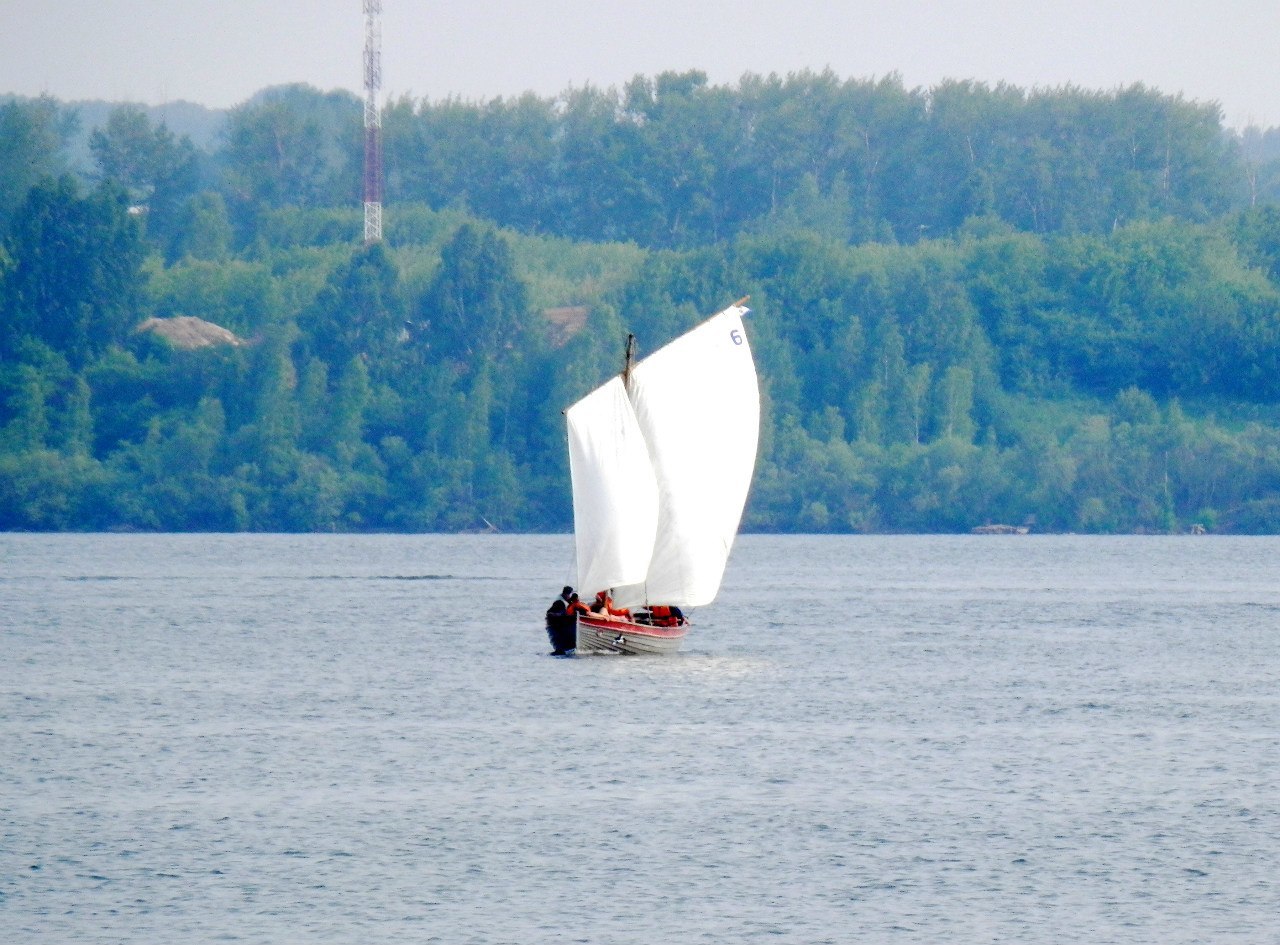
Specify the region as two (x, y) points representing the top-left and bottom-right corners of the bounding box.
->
(136, 316), (246, 350)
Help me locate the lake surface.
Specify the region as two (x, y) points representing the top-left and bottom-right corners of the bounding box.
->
(2, 534), (1278, 944)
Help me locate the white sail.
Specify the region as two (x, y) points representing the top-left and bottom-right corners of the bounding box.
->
(566, 376), (660, 596)
(612, 304), (759, 610)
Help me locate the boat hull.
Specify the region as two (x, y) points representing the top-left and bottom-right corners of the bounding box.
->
(576, 613), (687, 655)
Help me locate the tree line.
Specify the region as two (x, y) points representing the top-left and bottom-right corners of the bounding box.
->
(10, 73), (1280, 253)
(2, 76), (1280, 532)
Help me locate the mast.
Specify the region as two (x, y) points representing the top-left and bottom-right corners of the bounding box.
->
(362, 0), (384, 245)
(621, 333), (636, 389)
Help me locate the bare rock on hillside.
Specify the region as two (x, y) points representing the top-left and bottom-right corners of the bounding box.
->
(136, 316), (246, 350)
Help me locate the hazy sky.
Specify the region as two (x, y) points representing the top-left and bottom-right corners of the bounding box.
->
(3, 0), (1278, 128)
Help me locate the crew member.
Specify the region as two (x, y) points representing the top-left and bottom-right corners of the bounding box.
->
(648, 605), (684, 627)
(592, 590), (632, 620)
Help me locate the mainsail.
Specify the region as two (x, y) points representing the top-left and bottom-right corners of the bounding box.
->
(566, 377), (659, 596)
(568, 303), (759, 611)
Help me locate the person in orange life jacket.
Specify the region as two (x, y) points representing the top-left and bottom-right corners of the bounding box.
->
(591, 590), (632, 620)
(648, 604), (684, 627)
(565, 592), (592, 617)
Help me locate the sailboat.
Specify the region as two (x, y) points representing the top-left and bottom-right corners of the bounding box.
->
(547, 298), (759, 655)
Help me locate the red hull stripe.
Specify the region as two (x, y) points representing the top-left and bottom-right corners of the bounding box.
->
(577, 614), (687, 639)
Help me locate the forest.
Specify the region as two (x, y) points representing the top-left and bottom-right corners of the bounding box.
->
(3, 71), (1280, 533)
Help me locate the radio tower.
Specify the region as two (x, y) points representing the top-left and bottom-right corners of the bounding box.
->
(362, 0), (384, 244)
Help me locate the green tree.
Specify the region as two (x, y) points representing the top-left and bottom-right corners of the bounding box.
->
(936, 365), (976, 441)
(297, 241), (403, 372)
(0, 96), (71, 230)
(89, 105), (200, 253)
(1, 177), (145, 367)
(413, 224), (529, 362)
(218, 85), (360, 235)
(330, 355), (371, 462)
(170, 191), (234, 261)
(1234, 204), (1280, 282)
(2, 364), (50, 451)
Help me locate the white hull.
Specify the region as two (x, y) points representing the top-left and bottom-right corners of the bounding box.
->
(576, 614), (687, 655)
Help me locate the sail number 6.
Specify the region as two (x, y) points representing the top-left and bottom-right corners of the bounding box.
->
(730, 329), (744, 346)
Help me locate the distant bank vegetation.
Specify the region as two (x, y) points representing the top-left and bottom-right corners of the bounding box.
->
(3, 73), (1280, 533)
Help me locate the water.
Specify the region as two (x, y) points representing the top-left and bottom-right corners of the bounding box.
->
(2, 534), (1278, 944)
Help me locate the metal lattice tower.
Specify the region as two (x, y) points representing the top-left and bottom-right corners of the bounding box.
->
(362, 0), (384, 244)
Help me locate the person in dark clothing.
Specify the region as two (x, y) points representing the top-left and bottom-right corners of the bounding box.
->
(545, 586), (579, 655)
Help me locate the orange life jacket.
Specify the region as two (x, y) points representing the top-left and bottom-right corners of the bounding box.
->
(595, 592), (632, 619)
(649, 605), (679, 626)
